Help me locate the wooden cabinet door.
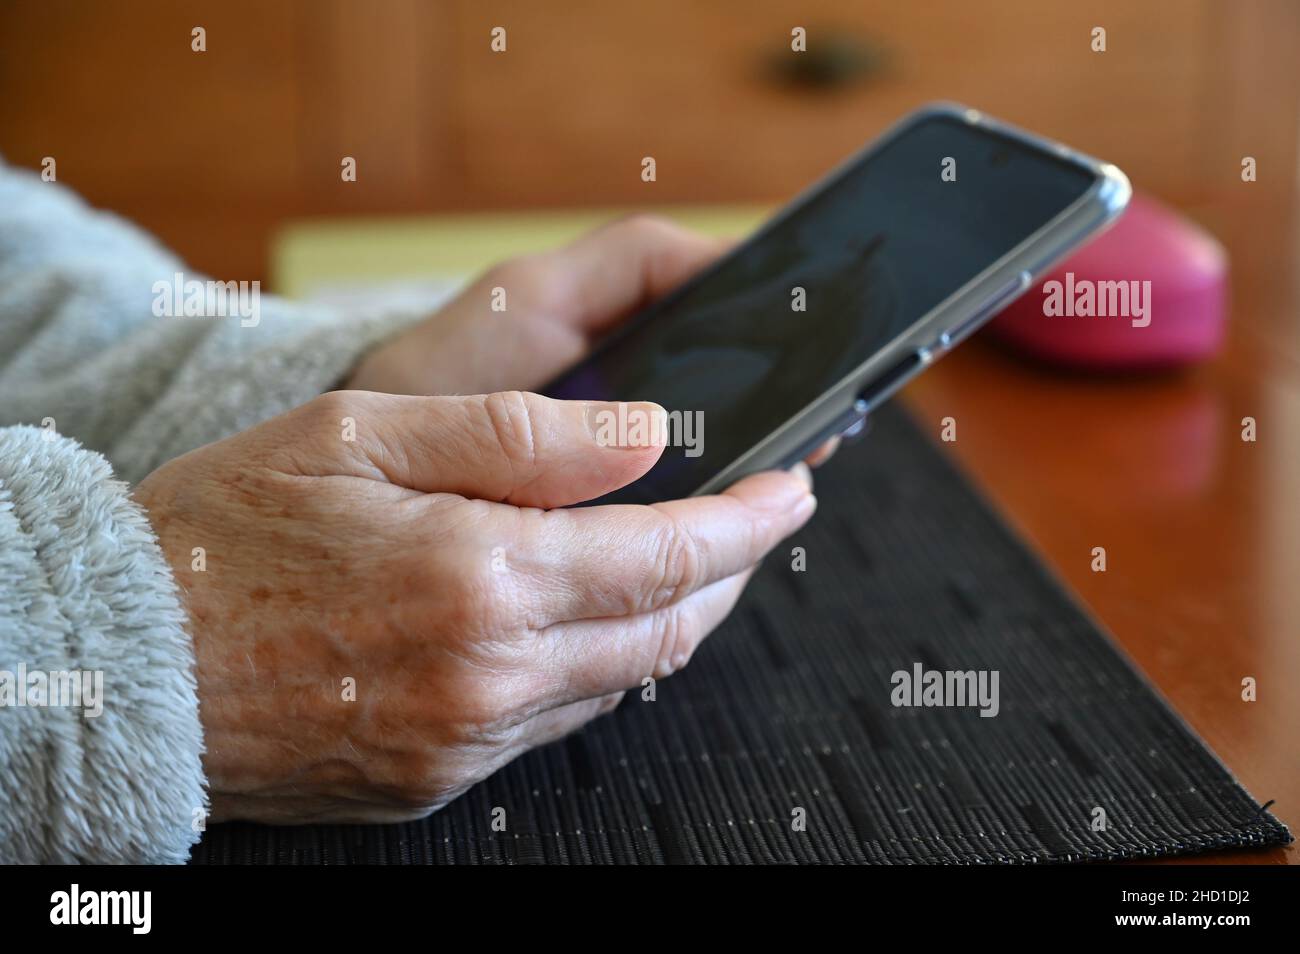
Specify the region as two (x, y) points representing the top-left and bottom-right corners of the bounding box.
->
(446, 0), (1289, 208)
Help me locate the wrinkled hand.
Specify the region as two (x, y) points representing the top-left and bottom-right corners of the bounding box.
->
(347, 214), (841, 467)
(133, 389), (815, 823)
(347, 215), (727, 397)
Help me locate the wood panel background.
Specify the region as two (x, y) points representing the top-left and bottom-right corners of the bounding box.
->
(1, 0), (1296, 283)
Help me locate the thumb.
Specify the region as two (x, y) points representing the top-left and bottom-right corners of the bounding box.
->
(349, 390), (667, 508)
(535, 215), (730, 333)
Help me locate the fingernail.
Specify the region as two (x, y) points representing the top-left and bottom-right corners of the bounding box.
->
(790, 461), (813, 491)
(585, 401), (667, 449)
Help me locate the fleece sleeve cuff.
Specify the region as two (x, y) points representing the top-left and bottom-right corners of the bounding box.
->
(0, 425), (206, 863)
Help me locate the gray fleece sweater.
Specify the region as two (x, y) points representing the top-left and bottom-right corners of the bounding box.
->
(0, 162), (424, 862)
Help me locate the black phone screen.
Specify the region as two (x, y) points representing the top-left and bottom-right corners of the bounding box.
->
(544, 113), (1096, 504)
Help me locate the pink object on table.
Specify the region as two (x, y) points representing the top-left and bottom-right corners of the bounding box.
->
(986, 193), (1229, 369)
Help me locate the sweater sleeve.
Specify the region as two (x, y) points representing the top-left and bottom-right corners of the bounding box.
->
(0, 425), (205, 863)
(0, 160), (425, 484)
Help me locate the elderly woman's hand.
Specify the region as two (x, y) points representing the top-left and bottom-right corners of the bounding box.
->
(133, 389), (814, 823)
(345, 214), (842, 470)
(345, 215), (729, 398)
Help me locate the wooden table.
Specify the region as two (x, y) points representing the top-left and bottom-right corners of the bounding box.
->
(277, 193), (1296, 864)
(904, 198), (1299, 864)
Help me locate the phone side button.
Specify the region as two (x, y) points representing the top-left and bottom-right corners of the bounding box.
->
(783, 398), (871, 466)
(857, 351), (925, 408)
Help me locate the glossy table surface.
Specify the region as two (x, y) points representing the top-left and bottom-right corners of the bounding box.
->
(903, 198), (1298, 864)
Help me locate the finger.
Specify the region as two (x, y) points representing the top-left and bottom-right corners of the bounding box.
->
(327, 390), (669, 508)
(512, 468), (814, 626)
(539, 567), (755, 705)
(803, 437), (839, 469)
(536, 215), (729, 332)
(789, 460), (814, 490)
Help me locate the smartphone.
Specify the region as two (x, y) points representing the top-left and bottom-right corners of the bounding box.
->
(544, 103), (1131, 504)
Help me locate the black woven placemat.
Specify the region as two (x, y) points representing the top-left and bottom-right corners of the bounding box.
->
(192, 402), (1290, 864)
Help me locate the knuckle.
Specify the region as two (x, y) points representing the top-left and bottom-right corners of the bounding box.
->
(645, 514), (703, 613)
(454, 679), (515, 732)
(264, 390), (372, 473)
(652, 603), (701, 679)
(480, 390), (541, 473)
(306, 389), (362, 424)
